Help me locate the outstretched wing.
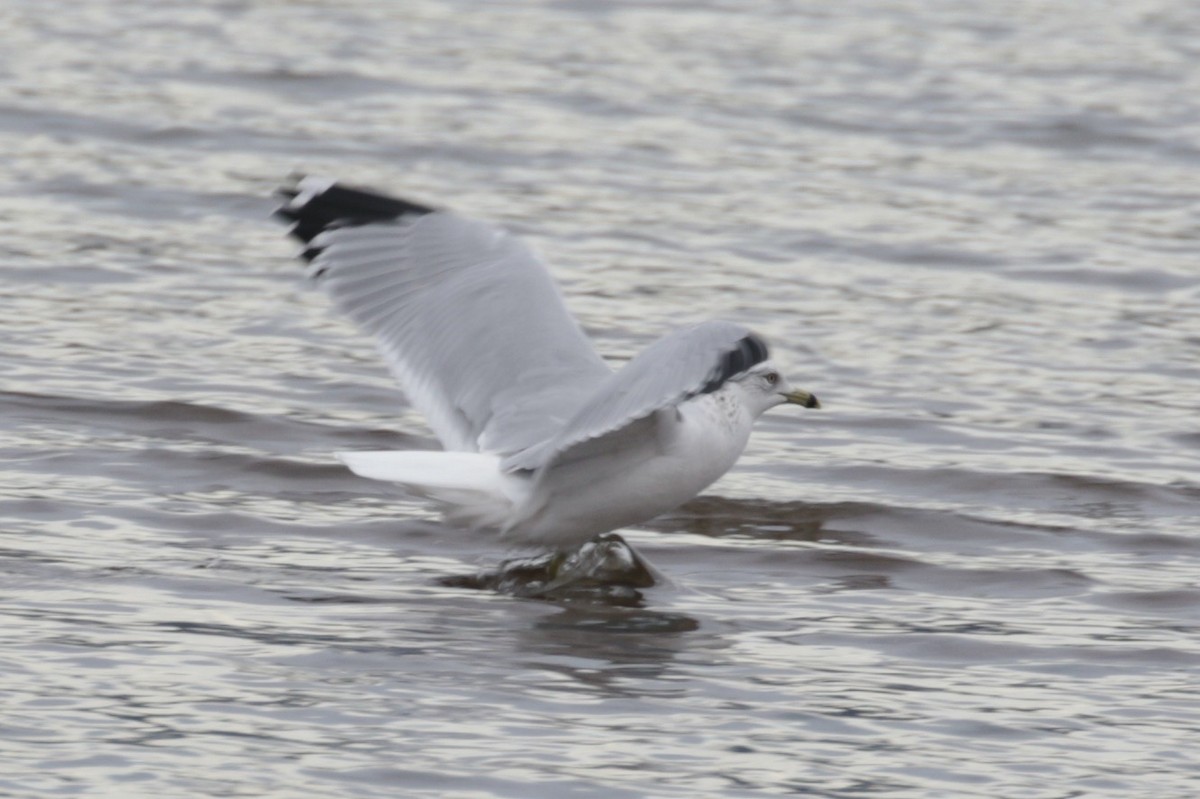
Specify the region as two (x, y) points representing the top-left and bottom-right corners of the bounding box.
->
(276, 176), (612, 456)
(503, 321), (769, 471)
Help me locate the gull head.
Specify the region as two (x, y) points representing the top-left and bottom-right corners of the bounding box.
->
(732, 361), (821, 416)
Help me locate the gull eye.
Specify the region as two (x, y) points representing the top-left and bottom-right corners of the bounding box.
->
(764, 372), (779, 386)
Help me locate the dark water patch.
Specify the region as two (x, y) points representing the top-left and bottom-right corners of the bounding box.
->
(762, 230), (1010, 270)
(279, 591), (407, 605)
(0, 101), (405, 163)
(1086, 589), (1200, 615)
(141, 449), (352, 485)
(810, 573), (894, 593)
(909, 566), (1094, 600)
(807, 630), (1200, 670)
(820, 464), (1200, 539)
(534, 606), (700, 635)
(149, 619), (421, 656)
(19, 175), (250, 223)
(518, 607), (701, 688)
(860, 241), (1009, 269)
(2, 390), (421, 455)
(1000, 113), (1158, 151)
(0, 104), (151, 142)
(651, 497), (885, 546)
(0, 545), (70, 568)
(10, 446), (360, 501)
(4, 390), (291, 436)
(650, 495), (1097, 556)
(1002, 265), (1198, 293)
(1110, 531), (1200, 555)
(2, 264), (140, 285)
(166, 67), (409, 103)
(1017, 646), (1200, 675)
(997, 113), (1200, 163)
(801, 548), (926, 576)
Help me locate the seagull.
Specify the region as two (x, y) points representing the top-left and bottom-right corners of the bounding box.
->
(275, 177), (820, 549)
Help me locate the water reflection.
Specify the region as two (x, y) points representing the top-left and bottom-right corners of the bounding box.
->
(518, 604), (701, 696)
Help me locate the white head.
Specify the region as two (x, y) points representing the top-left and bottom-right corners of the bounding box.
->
(730, 361), (821, 417)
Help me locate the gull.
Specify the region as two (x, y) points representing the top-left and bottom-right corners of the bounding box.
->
(275, 177), (820, 549)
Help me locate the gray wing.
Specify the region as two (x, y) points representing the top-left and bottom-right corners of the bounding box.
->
(502, 321), (770, 471)
(276, 177), (612, 456)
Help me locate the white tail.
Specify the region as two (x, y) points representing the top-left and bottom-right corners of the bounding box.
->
(336, 450), (526, 530)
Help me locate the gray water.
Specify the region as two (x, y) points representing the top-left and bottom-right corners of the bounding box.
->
(4, 1), (1200, 797)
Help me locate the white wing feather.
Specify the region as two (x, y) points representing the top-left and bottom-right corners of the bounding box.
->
(503, 321), (769, 472)
(293, 198), (611, 455)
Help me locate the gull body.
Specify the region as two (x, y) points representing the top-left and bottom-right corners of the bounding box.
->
(503, 370), (797, 546)
(275, 177), (819, 548)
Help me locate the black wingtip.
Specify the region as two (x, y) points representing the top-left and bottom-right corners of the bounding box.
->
(274, 175), (436, 256)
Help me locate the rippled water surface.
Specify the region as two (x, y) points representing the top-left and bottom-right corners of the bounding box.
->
(4, 1), (1200, 797)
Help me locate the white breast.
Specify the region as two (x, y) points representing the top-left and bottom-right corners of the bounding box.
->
(506, 387), (757, 547)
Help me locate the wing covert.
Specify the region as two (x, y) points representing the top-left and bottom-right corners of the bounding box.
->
(502, 321), (769, 471)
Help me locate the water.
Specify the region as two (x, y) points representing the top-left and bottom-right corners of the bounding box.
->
(3, 1), (1199, 796)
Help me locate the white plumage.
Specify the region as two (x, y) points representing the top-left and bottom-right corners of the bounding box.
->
(275, 176), (820, 548)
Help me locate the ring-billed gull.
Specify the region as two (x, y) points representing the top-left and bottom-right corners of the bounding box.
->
(275, 176), (820, 548)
